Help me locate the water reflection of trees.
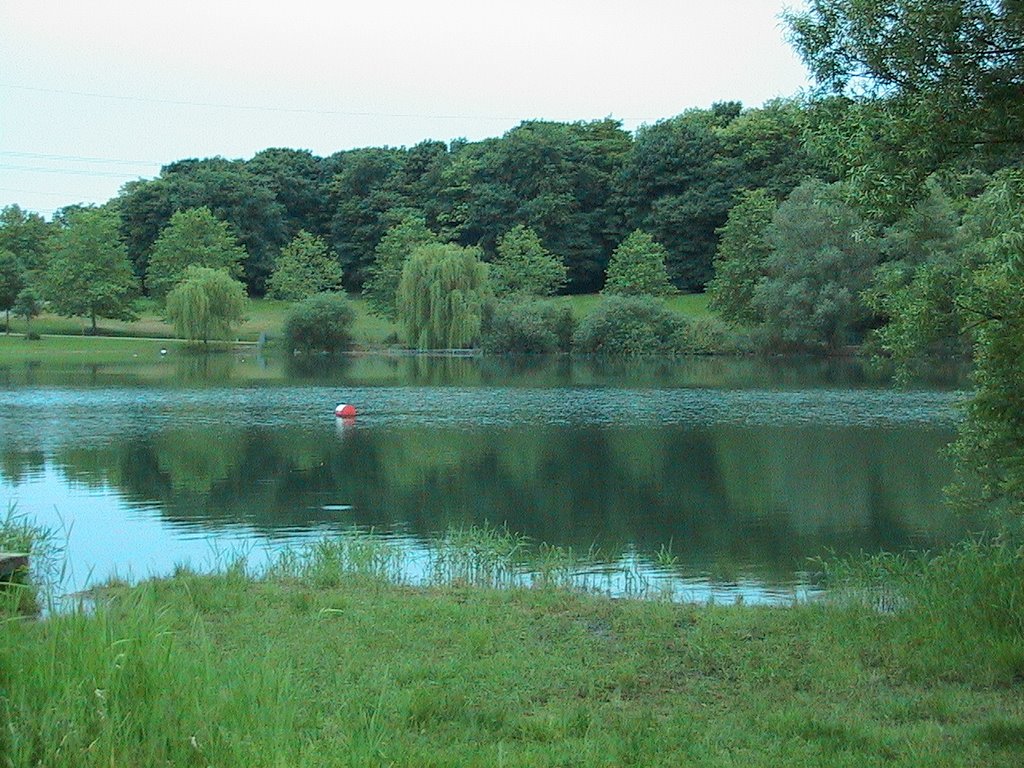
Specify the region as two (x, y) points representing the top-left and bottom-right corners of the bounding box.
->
(34, 420), (965, 577)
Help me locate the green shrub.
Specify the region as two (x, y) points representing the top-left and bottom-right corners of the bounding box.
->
(572, 296), (688, 355)
(284, 292), (356, 353)
(482, 300), (576, 354)
(680, 316), (754, 355)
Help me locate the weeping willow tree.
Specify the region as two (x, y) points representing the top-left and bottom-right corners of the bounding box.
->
(166, 266), (247, 344)
(396, 243), (490, 350)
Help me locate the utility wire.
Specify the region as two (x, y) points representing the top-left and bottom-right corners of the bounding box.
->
(0, 164), (145, 179)
(0, 150), (162, 166)
(0, 82), (535, 121)
(0, 187), (99, 198)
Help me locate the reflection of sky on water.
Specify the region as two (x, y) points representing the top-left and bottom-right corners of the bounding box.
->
(0, 370), (967, 605)
(5, 465), (820, 604)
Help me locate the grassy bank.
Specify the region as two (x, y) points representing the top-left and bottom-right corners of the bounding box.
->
(1, 296), (400, 346)
(0, 293), (712, 351)
(3, 531), (1023, 767)
(0, 334), (199, 366)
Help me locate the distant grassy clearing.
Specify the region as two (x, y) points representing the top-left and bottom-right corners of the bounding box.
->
(1, 293), (711, 352)
(0, 334), (197, 365)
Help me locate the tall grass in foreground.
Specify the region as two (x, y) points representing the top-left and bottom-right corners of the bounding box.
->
(819, 535), (1024, 681)
(0, 505), (63, 614)
(0, 584), (302, 767)
(4, 519), (1024, 766)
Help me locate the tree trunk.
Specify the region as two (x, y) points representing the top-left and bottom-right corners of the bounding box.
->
(91, 311), (97, 334)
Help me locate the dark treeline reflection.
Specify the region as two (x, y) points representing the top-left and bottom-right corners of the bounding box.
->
(27, 419), (964, 578)
(0, 350), (970, 391)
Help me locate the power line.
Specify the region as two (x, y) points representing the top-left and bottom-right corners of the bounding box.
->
(0, 187), (99, 198)
(0, 150), (162, 166)
(0, 82), (534, 122)
(0, 164), (147, 179)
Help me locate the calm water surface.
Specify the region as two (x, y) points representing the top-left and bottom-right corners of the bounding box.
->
(0, 353), (971, 603)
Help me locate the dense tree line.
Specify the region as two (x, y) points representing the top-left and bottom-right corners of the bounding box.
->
(0, 100), (824, 301)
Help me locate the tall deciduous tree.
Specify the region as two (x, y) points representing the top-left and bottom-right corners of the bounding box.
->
(870, 170), (1024, 511)
(328, 147), (409, 287)
(118, 158), (286, 293)
(0, 205), (51, 277)
(146, 208), (247, 300)
(753, 180), (879, 351)
(707, 189), (778, 326)
(438, 120), (631, 292)
(12, 286), (41, 332)
(267, 230), (343, 300)
(166, 266), (247, 344)
(246, 148), (332, 240)
(0, 249), (25, 333)
(44, 208), (138, 333)
(786, 0), (1024, 217)
(490, 225), (567, 298)
(396, 243), (489, 350)
(602, 230), (675, 297)
(362, 213), (439, 319)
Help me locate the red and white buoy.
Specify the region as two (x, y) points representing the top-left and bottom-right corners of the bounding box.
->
(334, 403), (357, 419)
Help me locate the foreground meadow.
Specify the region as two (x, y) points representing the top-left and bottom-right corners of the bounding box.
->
(3, 533), (1023, 768)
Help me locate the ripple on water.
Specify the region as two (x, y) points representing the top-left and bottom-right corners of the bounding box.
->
(0, 385), (963, 447)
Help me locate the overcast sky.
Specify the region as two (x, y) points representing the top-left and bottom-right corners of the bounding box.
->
(1, 1), (810, 219)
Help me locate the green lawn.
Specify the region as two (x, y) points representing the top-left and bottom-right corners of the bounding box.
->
(0, 334), (195, 365)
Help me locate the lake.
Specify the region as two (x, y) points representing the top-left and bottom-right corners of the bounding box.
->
(0, 351), (971, 603)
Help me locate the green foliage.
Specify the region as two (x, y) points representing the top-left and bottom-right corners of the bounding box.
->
(863, 180), (966, 359)
(0, 204), (52, 276)
(602, 230), (675, 297)
(786, 0), (1024, 217)
(950, 171), (1024, 512)
(619, 102), (821, 290)
(753, 181), (880, 351)
(679, 316), (754, 355)
(43, 208), (139, 332)
(868, 170), (1024, 513)
(283, 292), (356, 353)
(490, 225), (567, 298)
(119, 158), (287, 294)
(439, 120), (632, 292)
(0, 248), (25, 333)
(146, 207), (248, 300)
(481, 299), (576, 354)
(396, 243), (490, 350)
(362, 213), (439, 319)
(327, 147), (412, 286)
(573, 296), (688, 355)
(246, 148), (331, 240)
(165, 267), (247, 344)
(99, 108), (821, 299)
(267, 230), (342, 300)
(12, 286), (42, 331)
(707, 189), (778, 326)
